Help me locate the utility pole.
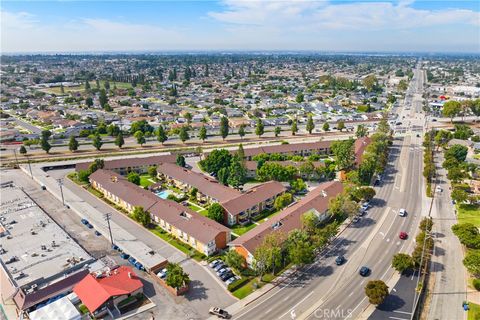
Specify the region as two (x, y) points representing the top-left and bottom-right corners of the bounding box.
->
(13, 149), (19, 168)
(104, 213), (114, 245)
(57, 178), (65, 206)
(27, 156), (33, 179)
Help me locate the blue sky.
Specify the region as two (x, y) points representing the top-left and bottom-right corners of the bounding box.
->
(1, 1), (479, 53)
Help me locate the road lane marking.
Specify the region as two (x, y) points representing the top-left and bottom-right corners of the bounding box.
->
(394, 310), (412, 315)
(388, 317), (409, 320)
(278, 291), (314, 319)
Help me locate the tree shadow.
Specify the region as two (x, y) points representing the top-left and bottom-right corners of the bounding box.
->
(377, 294), (406, 312)
(185, 279), (209, 301)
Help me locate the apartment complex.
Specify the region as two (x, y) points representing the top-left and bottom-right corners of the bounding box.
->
(221, 181), (286, 226)
(76, 154), (177, 175)
(89, 169), (230, 256)
(156, 162), (241, 203)
(229, 181), (343, 265)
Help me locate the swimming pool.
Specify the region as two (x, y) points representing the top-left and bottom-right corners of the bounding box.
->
(155, 189), (172, 199)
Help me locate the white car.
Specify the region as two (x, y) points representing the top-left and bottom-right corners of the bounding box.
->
(225, 276), (240, 285)
(435, 186), (443, 193)
(399, 208), (407, 217)
(209, 259), (221, 268)
(157, 268), (168, 279)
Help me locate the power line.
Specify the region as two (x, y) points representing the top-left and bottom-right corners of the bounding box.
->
(103, 213), (114, 245)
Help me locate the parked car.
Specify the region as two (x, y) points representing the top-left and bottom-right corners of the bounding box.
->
(399, 231), (408, 240)
(435, 186), (442, 193)
(220, 272), (234, 281)
(94, 230), (101, 236)
(157, 268), (168, 279)
(86, 223), (93, 229)
(81, 218), (89, 225)
(352, 216), (360, 224)
(359, 266), (371, 277)
(335, 256), (346, 265)
(213, 263), (225, 272)
(216, 267), (231, 277)
(361, 202), (371, 211)
(225, 276), (240, 285)
(399, 208), (407, 217)
(209, 259), (222, 268)
(120, 253), (130, 259)
(209, 307), (231, 319)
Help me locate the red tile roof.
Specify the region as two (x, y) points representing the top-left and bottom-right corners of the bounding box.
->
(73, 266), (143, 313)
(75, 154), (177, 172)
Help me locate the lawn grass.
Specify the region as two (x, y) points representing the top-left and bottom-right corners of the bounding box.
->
(41, 81), (132, 94)
(150, 226), (205, 261)
(232, 278), (263, 299)
(231, 223), (257, 236)
(468, 302), (480, 320)
(457, 204), (480, 227)
(139, 175), (155, 188)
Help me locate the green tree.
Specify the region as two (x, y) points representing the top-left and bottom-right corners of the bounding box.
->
(207, 203), (225, 223)
(337, 120), (345, 132)
(362, 75), (378, 92)
(225, 250), (246, 272)
(365, 280), (389, 305)
(99, 89), (108, 109)
(132, 206), (151, 227)
(274, 193), (293, 211)
(290, 178), (307, 194)
(227, 156), (246, 188)
(391, 253), (414, 273)
(88, 159), (104, 173)
(355, 124), (368, 138)
(452, 223), (480, 249)
(331, 139), (355, 171)
(220, 116), (229, 141)
(115, 132), (125, 149)
(255, 119), (264, 137)
(463, 250), (480, 276)
(253, 232), (285, 275)
(165, 263), (191, 289)
(134, 130), (146, 146)
(40, 137), (51, 154)
(77, 170), (91, 183)
(291, 118), (298, 136)
(306, 115), (315, 134)
(85, 80), (91, 91)
(442, 100), (461, 123)
(85, 97), (93, 107)
(107, 124), (120, 137)
(176, 155), (186, 167)
(179, 126), (190, 144)
(148, 166), (157, 179)
(156, 125), (168, 145)
(68, 136), (79, 152)
(127, 172), (141, 185)
(92, 134), (103, 150)
(287, 229), (314, 266)
(445, 144), (468, 163)
(296, 92), (304, 103)
(199, 149), (232, 175)
(419, 217), (433, 233)
(199, 125), (207, 142)
(275, 126), (281, 137)
(19, 145), (27, 155)
(238, 124), (246, 140)
(323, 122), (330, 132)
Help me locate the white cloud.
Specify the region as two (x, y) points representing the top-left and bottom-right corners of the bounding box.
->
(209, 0), (480, 30)
(1, 11), (185, 52)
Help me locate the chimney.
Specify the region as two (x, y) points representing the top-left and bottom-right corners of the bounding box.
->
(128, 272), (132, 279)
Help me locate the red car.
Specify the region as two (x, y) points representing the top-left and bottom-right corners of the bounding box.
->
(399, 232), (408, 240)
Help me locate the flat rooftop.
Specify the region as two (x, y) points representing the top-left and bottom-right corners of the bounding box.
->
(0, 185), (93, 288)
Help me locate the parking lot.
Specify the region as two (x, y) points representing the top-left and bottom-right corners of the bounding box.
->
(10, 166), (237, 319)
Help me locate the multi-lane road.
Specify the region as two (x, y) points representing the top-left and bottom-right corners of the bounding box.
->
(231, 67), (427, 320)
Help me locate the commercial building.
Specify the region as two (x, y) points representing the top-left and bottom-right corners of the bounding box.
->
(229, 181), (343, 265)
(89, 169), (231, 256)
(73, 265), (143, 318)
(0, 184), (95, 317)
